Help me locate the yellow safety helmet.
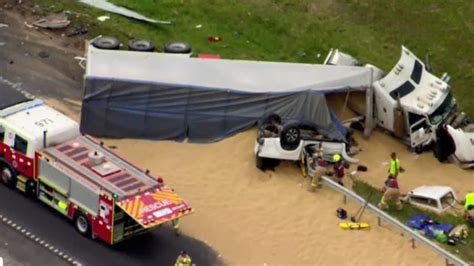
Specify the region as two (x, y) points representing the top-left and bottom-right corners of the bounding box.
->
(333, 154), (341, 163)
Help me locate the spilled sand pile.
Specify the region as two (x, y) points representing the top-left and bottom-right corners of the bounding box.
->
(46, 98), (470, 265)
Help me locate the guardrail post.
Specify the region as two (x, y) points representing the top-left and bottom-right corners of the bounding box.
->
(377, 217), (381, 226)
(411, 238), (416, 249)
(343, 195), (347, 204)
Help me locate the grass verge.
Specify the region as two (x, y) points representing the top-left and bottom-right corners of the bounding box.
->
(27, 0), (474, 118)
(353, 180), (474, 264)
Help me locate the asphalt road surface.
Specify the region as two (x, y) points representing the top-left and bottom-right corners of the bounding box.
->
(0, 217), (69, 266)
(0, 6), (221, 266)
(0, 185), (221, 266)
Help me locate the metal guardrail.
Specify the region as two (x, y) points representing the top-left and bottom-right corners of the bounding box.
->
(320, 176), (469, 266)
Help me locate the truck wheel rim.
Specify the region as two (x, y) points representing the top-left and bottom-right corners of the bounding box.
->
(1, 168), (12, 184)
(286, 129), (298, 142)
(77, 216), (88, 233)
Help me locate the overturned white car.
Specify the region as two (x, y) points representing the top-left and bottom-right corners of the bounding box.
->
(254, 114), (358, 171)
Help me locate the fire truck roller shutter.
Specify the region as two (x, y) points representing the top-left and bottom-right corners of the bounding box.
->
(38, 158), (71, 194)
(69, 178), (100, 217)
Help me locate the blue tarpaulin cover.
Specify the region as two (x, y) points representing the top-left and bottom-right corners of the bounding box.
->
(81, 47), (372, 142)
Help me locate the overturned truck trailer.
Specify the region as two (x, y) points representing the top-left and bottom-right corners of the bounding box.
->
(81, 44), (377, 143)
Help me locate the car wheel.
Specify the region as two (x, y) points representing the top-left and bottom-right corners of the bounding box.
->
(433, 143), (446, 162)
(261, 113), (282, 126)
(256, 154), (265, 170)
(164, 42), (192, 54)
(128, 39), (155, 52)
(280, 125), (300, 150)
(0, 163), (17, 189)
(75, 213), (91, 237)
(92, 36), (120, 50)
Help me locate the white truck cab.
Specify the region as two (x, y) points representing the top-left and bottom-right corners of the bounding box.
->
(372, 46), (457, 150)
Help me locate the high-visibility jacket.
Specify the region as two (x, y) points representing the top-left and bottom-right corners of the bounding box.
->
(465, 193), (474, 212)
(389, 159), (400, 177)
(175, 255), (192, 266)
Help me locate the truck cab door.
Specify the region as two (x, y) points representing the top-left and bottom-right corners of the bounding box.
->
(409, 118), (431, 148)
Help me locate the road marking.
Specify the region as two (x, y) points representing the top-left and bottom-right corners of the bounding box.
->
(0, 211), (83, 265)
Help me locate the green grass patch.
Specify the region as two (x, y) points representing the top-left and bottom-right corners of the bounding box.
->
(28, 0), (474, 117)
(353, 180), (474, 263)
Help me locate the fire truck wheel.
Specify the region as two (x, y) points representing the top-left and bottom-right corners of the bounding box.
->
(75, 213), (91, 237)
(0, 163), (17, 189)
(25, 180), (37, 197)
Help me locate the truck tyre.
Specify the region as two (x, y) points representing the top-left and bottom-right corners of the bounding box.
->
(25, 180), (37, 198)
(128, 39), (155, 52)
(92, 36), (120, 50)
(256, 154), (265, 170)
(164, 42), (192, 54)
(75, 213), (91, 237)
(433, 143), (446, 162)
(280, 124), (301, 150)
(415, 145), (424, 154)
(261, 113), (282, 126)
(0, 162), (17, 189)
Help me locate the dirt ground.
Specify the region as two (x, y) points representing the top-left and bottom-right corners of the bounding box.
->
(2, 3), (473, 265)
(47, 97), (451, 266)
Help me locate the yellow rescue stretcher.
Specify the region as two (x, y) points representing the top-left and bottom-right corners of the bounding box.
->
(339, 222), (370, 230)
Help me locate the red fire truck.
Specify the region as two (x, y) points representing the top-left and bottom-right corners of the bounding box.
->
(0, 89), (193, 244)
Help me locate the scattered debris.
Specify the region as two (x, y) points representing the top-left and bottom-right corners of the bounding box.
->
(195, 24), (202, 29)
(66, 26), (88, 37)
(38, 51), (50, 58)
(24, 21), (37, 29)
(208, 36), (223, 43)
(0, 23), (8, 28)
(74, 56), (87, 70)
(97, 15), (110, 22)
(32, 13), (70, 29)
(79, 0), (171, 25)
(0, 42), (5, 46)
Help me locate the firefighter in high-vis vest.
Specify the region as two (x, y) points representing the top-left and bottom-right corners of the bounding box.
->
(171, 219), (180, 236)
(464, 192), (474, 220)
(175, 250), (192, 266)
(378, 176), (403, 210)
(309, 154), (327, 191)
(388, 152), (405, 178)
(332, 154), (345, 186)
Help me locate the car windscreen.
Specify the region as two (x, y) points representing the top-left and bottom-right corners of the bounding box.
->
(411, 60), (423, 84)
(389, 81), (415, 100)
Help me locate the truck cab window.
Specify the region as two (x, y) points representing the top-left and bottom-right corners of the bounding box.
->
(410, 60), (423, 84)
(408, 113), (425, 126)
(14, 135), (28, 154)
(0, 126), (4, 142)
